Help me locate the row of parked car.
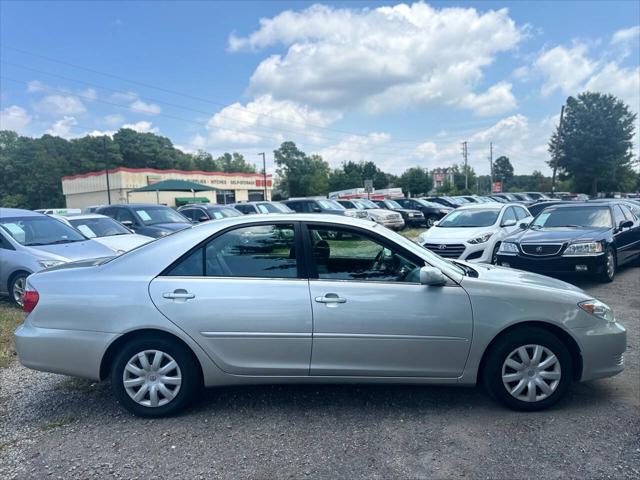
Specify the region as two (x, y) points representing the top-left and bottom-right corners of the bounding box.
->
(2, 193), (639, 306)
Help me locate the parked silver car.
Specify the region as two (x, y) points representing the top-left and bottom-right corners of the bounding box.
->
(0, 208), (116, 306)
(15, 214), (626, 417)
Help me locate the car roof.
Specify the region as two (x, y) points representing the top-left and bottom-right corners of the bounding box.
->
(102, 203), (169, 208)
(456, 202), (515, 210)
(0, 208), (46, 217)
(62, 213), (111, 220)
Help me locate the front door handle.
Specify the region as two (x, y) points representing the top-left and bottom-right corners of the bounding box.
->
(315, 293), (347, 304)
(163, 289), (195, 301)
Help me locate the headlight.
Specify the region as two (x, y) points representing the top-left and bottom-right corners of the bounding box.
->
(157, 231), (170, 237)
(579, 299), (614, 323)
(563, 242), (603, 256)
(38, 260), (66, 269)
(468, 232), (493, 244)
(499, 242), (518, 254)
(343, 210), (358, 218)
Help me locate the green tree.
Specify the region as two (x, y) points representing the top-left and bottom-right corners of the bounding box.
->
(273, 141), (330, 197)
(549, 92), (637, 195)
(493, 156), (514, 187)
(215, 152), (256, 173)
(398, 167), (430, 196)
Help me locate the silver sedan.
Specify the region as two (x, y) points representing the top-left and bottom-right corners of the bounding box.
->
(15, 214), (626, 417)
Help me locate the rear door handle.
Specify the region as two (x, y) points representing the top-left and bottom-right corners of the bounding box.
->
(315, 294), (347, 304)
(163, 290), (195, 301)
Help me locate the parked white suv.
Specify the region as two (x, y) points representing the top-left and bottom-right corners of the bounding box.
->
(418, 203), (532, 264)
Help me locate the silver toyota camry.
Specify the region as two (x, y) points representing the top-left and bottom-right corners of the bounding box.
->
(14, 214), (626, 417)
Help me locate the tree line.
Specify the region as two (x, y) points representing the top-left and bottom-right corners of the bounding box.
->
(1, 92), (637, 209)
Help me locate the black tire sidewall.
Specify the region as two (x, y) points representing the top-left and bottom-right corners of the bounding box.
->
(9, 273), (28, 307)
(598, 248), (616, 283)
(426, 216), (437, 228)
(110, 336), (200, 417)
(482, 327), (573, 411)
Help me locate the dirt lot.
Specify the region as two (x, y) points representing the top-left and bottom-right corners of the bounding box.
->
(0, 267), (638, 479)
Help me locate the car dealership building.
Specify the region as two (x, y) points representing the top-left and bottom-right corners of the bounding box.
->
(61, 167), (273, 208)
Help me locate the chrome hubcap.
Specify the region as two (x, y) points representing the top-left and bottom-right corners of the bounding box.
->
(123, 350), (182, 407)
(606, 252), (615, 278)
(12, 277), (26, 307)
(502, 344), (561, 402)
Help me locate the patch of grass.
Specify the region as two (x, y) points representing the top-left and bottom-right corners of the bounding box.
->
(0, 299), (24, 368)
(398, 228), (426, 242)
(41, 415), (76, 432)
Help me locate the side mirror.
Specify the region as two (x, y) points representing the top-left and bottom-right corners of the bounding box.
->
(419, 266), (447, 286)
(198, 215), (209, 222)
(433, 220), (440, 226)
(121, 220), (134, 228)
(502, 219), (517, 227)
(519, 221), (531, 229)
(620, 220), (633, 230)
(312, 207), (322, 213)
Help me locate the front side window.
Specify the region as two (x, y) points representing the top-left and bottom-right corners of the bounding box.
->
(501, 207), (516, 225)
(166, 224), (297, 278)
(307, 225), (420, 283)
(514, 207), (530, 220)
(114, 208), (136, 224)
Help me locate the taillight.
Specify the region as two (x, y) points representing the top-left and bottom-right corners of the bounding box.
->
(23, 289), (39, 313)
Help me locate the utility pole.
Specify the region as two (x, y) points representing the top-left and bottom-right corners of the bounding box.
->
(103, 136), (111, 205)
(462, 141), (468, 190)
(551, 105), (565, 196)
(258, 152), (267, 200)
(489, 141), (493, 195)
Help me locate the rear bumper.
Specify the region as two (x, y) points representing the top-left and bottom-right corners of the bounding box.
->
(14, 320), (117, 380)
(378, 219), (406, 230)
(496, 253), (607, 275)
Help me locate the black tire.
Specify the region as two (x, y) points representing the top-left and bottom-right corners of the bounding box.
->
(597, 248), (616, 283)
(110, 335), (201, 417)
(482, 326), (573, 411)
(491, 243), (501, 265)
(426, 215), (438, 228)
(9, 272), (29, 308)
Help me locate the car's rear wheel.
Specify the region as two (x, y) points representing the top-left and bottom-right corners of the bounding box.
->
(9, 273), (28, 308)
(111, 336), (200, 417)
(482, 327), (573, 411)
(597, 248), (616, 283)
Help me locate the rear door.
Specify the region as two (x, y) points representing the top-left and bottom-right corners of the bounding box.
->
(613, 205), (635, 263)
(149, 221), (313, 375)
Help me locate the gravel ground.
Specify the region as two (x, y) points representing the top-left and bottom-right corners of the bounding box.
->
(0, 267), (638, 479)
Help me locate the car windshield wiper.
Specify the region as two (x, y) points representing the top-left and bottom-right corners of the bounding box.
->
(25, 239), (81, 246)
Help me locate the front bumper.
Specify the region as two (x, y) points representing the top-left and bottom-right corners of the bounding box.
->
(496, 253), (607, 275)
(14, 320), (117, 380)
(575, 321), (626, 381)
(420, 241), (491, 263)
(377, 218), (406, 230)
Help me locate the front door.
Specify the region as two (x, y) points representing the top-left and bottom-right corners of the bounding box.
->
(304, 224), (473, 378)
(149, 222), (312, 376)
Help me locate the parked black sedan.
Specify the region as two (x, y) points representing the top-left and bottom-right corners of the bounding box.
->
(394, 198), (452, 227)
(373, 199), (425, 227)
(96, 204), (192, 238)
(496, 202), (640, 282)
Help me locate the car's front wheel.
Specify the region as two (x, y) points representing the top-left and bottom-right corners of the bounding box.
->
(597, 248), (616, 283)
(426, 215), (438, 228)
(482, 327), (573, 411)
(111, 335), (201, 417)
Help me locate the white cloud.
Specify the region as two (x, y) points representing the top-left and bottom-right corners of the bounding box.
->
(46, 116), (78, 138)
(85, 129), (115, 138)
(80, 88), (97, 101)
(36, 94), (86, 115)
(0, 105), (31, 133)
(584, 62), (640, 112)
(231, 3), (522, 116)
(103, 114), (125, 126)
(204, 94), (341, 146)
(122, 121), (158, 133)
(535, 43), (596, 97)
(130, 99), (161, 115)
(319, 132), (391, 168)
(27, 80), (47, 93)
(611, 26), (640, 45)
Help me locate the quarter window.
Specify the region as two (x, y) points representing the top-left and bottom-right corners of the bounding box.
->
(613, 206), (626, 226)
(307, 225), (420, 283)
(165, 224), (298, 278)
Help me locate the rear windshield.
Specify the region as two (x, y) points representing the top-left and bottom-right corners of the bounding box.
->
(0, 216), (86, 245)
(531, 206), (613, 229)
(69, 217), (130, 237)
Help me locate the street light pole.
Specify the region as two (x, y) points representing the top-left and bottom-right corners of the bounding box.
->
(258, 152), (268, 200)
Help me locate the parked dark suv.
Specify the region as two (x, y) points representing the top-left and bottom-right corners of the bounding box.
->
(373, 199), (425, 227)
(96, 204), (191, 238)
(282, 198), (368, 219)
(177, 204), (242, 222)
(496, 201), (640, 282)
(394, 198), (452, 227)
(231, 201), (294, 215)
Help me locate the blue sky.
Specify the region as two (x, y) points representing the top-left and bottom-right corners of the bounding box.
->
(1, 1), (638, 176)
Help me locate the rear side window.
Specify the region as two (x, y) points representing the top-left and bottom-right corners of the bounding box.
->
(165, 224), (298, 279)
(613, 206), (626, 226)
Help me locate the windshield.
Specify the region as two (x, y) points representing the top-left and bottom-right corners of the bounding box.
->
(208, 207), (242, 219)
(134, 207), (189, 225)
(531, 206), (613, 229)
(355, 199), (379, 209)
(438, 209), (501, 227)
(68, 217), (131, 237)
(385, 200), (402, 209)
(256, 202), (293, 213)
(0, 216), (86, 246)
(417, 199), (440, 208)
(319, 199), (345, 210)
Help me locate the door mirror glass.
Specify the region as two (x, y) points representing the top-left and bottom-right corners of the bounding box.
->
(620, 220), (633, 229)
(312, 206), (322, 213)
(502, 219), (517, 227)
(198, 215), (209, 222)
(518, 221), (530, 229)
(419, 266), (447, 286)
(120, 220), (134, 228)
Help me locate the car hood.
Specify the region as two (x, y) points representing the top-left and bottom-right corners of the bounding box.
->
(509, 227), (609, 244)
(92, 234), (154, 252)
(462, 262), (585, 294)
(28, 239), (116, 261)
(145, 222), (192, 232)
(422, 226), (494, 242)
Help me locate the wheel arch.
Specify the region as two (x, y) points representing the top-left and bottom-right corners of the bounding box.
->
(477, 321), (583, 382)
(99, 328), (205, 384)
